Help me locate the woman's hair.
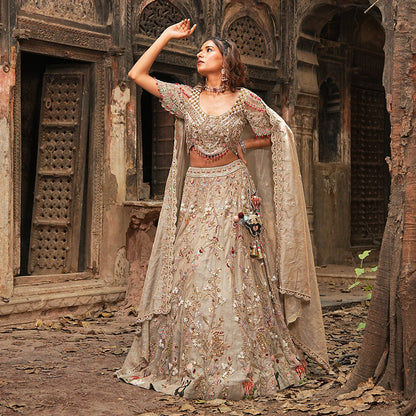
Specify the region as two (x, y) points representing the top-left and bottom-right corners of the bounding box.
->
(206, 37), (247, 92)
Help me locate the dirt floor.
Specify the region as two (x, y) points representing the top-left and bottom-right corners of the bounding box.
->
(0, 294), (405, 416)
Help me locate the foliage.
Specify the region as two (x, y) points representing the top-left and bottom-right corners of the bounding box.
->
(348, 250), (378, 331)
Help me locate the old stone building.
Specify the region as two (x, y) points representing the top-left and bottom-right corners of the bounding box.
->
(0, 0), (393, 322)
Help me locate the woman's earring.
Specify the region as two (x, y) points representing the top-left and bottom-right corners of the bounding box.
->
(221, 67), (228, 83)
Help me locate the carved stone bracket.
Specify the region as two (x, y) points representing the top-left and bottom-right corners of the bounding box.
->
(13, 28), (31, 40)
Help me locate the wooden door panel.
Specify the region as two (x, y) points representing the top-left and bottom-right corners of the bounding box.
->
(28, 65), (89, 275)
(152, 98), (174, 197)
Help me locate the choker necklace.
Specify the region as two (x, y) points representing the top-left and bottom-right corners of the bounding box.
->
(204, 84), (226, 94)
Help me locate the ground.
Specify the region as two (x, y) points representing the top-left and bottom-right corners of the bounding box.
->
(0, 281), (405, 416)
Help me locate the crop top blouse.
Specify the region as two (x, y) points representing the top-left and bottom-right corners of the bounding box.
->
(156, 80), (273, 160)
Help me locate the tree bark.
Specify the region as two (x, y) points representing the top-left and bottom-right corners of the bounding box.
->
(345, 0), (416, 402)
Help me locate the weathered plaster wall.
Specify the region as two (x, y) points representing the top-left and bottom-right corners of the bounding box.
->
(0, 52), (16, 298)
(100, 83), (131, 285)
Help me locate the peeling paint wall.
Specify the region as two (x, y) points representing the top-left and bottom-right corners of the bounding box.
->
(0, 56), (15, 298)
(100, 83), (132, 285)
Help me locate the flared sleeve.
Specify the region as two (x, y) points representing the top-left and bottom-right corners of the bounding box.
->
(156, 80), (192, 119)
(243, 90), (273, 137)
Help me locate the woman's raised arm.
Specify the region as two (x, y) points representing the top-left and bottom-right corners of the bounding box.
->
(128, 19), (196, 97)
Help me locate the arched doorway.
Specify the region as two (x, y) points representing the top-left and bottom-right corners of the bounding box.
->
(297, 4), (390, 265)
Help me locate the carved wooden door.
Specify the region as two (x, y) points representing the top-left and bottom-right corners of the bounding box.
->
(28, 66), (90, 275)
(151, 97), (174, 198)
(350, 84), (389, 246)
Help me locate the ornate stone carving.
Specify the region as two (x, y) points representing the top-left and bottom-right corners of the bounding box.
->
(114, 247), (129, 284)
(90, 60), (106, 268)
(225, 17), (267, 59)
(21, 0), (97, 23)
(135, 0), (187, 42)
(16, 17), (111, 52)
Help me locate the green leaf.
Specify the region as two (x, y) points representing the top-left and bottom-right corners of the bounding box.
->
(364, 284), (373, 292)
(355, 268), (365, 277)
(370, 266), (378, 273)
(366, 292), (372, 300)
(348, 281), (361, 290)
(358, 250), (372, 260)
(357, 322), (366, 331)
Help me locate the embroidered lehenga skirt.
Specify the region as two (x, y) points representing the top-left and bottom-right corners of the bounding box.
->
(117, 159), (305, 399)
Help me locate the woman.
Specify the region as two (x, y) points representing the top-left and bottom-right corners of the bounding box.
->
(116, 19), (329, 400)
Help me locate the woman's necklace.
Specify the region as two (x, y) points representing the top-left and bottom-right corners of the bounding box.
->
(204, 84), (226, 94)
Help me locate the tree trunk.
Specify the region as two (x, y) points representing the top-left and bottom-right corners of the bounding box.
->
(344, 0), (416, 403)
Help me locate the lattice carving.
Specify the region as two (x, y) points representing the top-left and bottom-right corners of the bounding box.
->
(136, 0), (186, 40)
(43, 76), (80, 122)
(351, 85), (388, 245)
(30, 226), (69, 271)
(29, 68), (89, 275)
(39, 128), (75, 172)
(34, 177), (72, 221)
(21, 0), (97, 23)
(225, 17), (267, 59)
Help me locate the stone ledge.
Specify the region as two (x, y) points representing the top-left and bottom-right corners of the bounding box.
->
(0, 281), (126, 326)
(124, 200), (163, 208)
(316, 264), (377, 283)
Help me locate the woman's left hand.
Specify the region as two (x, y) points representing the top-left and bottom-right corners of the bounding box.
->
(236, 142), (247, 166)
(163, 19), (196, 40)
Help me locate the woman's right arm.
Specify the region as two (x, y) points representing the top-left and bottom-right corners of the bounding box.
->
(128, 19), (196, 98)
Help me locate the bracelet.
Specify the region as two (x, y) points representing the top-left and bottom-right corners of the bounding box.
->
(239, 140), (246, 154)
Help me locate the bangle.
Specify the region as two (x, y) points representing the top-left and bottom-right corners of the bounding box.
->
(239, 140), (246, 154)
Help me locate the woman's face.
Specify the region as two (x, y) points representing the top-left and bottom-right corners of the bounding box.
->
(196, 41), (223, 77)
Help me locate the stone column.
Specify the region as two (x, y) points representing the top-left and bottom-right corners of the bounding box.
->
(292, 93), (319, 254)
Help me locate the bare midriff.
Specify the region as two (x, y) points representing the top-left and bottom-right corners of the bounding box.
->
(189, 147), (239, 168)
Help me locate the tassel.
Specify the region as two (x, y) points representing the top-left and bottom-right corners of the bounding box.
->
(250, 241), (258, 258)
(257, 244), (264, 260)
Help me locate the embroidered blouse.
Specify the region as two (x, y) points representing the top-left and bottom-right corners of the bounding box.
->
(157, 80), (273, 159)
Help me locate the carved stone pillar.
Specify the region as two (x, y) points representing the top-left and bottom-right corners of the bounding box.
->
(293, 93), (319, 254)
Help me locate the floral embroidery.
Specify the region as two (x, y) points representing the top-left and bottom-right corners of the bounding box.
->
(116, 80), (330, 398)
(117, 161), (306, 399)
(157, 80), (272, 159)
